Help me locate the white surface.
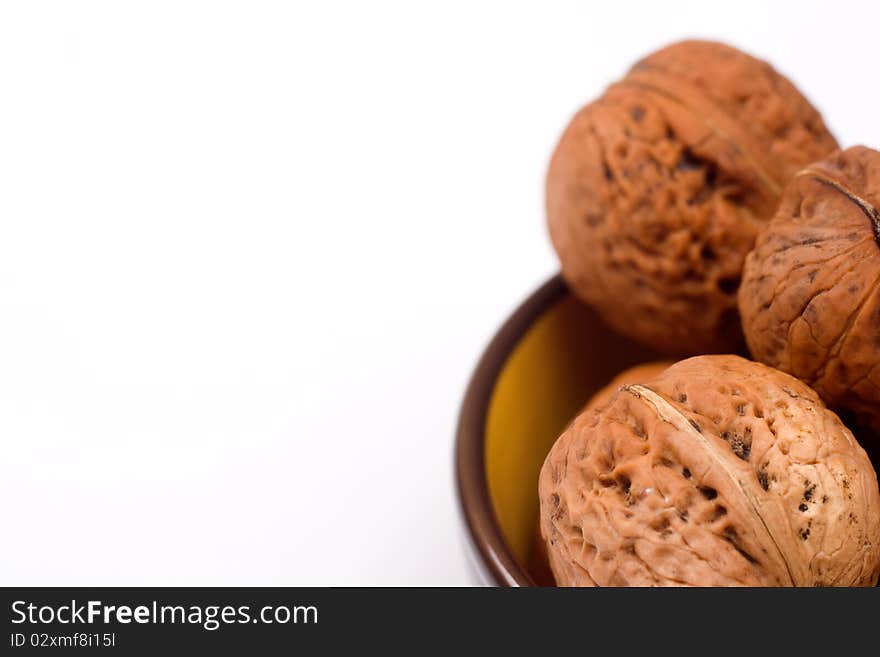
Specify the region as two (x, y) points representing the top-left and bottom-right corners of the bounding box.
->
(0, 1), (877, 585)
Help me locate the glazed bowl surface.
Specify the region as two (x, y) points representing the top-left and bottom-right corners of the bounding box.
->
(455, 275), (659, 585)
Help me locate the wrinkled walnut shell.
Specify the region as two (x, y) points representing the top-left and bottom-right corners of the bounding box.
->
(547, 40), (838, 355)
(539, 355), (880, 586)
(740, 146), (880, 435)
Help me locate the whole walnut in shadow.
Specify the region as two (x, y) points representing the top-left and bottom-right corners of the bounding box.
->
(539, 355), (880, 587)
(547, 40), (838, 355)
(584, 361), (673, 413)
(740, 146), (880, 435)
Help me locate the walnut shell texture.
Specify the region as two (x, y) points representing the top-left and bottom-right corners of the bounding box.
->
(547, 40), (838, 355)
(538, 355), (880, 586)
(740, 146), (880, 434)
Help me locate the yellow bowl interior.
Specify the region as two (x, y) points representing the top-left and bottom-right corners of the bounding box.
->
(484, 294), (658, 581)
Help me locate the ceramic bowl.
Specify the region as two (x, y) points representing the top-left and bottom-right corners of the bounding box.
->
(454, 275), (660, 585)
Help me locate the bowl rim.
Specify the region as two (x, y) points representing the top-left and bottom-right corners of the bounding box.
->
(454, 274), (568, 586)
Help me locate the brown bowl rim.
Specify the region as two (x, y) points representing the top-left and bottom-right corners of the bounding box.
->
(454, 274), (568, 586)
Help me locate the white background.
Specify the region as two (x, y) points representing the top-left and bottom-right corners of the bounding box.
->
(1, 1), (877, 585)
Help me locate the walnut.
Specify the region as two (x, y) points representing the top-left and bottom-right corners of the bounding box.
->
(546, 40), (838, 355)
(740, 146), (880, 435)
(538, 355), (880, 587)
(585, 362), (673, 414)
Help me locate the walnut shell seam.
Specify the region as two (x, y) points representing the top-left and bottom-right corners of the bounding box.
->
(624, 383), (797, 585)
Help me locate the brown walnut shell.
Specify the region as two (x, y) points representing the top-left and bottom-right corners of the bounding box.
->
(585, 361), (674, 413)
(547, 40), (838, 355)
(740, 146), (880, 435)
(538, 355), (880, 586)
